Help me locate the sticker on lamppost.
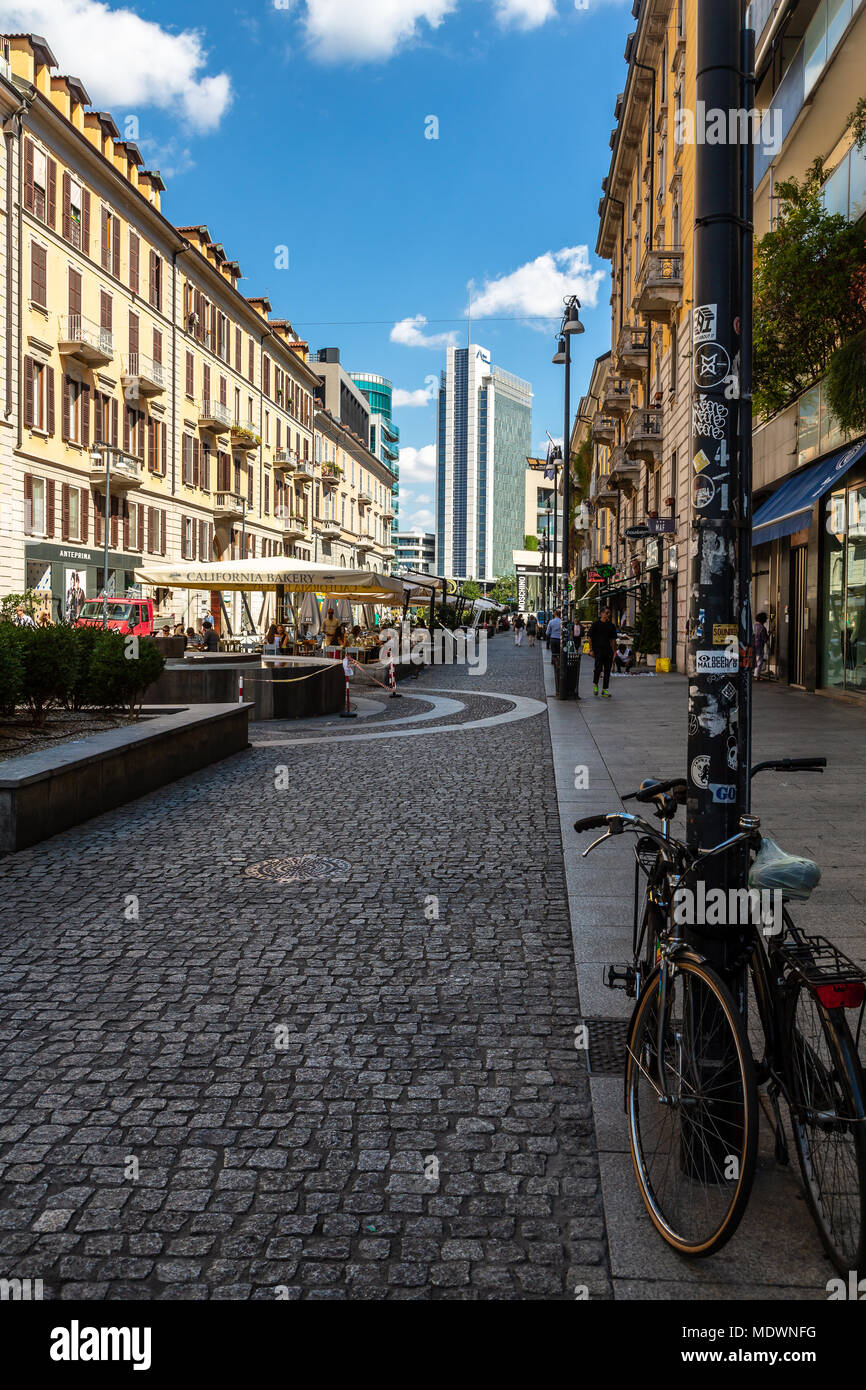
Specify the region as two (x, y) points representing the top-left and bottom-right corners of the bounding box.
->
(693, 304), (718, 345)
(709, 783), (737, 804)
(693, 474), (716, 510)
(696, 649), (740, 673)
(713, 624), (737, 645)
(694, 343), (731, 390)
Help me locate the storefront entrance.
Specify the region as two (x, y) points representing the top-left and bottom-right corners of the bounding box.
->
(789, 545), (808, 688)
(823, 477), (866, 695)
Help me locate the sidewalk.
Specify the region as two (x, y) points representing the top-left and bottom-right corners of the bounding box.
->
(546, 656), (866, 1300)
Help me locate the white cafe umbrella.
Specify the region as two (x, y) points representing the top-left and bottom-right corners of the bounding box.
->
(336, 598), (353, 626)
(299, 590), (321, 635)
(361, 604), (375, 629)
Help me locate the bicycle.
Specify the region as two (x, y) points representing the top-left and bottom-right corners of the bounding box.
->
(574, 757), (866, 1271)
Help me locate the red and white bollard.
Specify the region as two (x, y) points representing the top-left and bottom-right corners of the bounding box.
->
(340, 657), (357, 718)
(238, 674), (245, 704)
(389, 657), (401, 699)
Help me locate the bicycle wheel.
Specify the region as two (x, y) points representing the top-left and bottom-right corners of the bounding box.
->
(787, 985), (866, 1275)
(626, 955), (758, 1257)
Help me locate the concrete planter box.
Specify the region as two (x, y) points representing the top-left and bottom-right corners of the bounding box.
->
(144, 659), (344, 721)
(0, 703), (250, 853)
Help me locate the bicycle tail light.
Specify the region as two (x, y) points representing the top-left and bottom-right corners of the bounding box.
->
(814, 982), (866, 1010)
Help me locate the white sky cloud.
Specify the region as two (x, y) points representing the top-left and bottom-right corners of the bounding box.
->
(391, 316), (460, 350)
(406, 505), (435, 530)
(393, 375), (439, 408)
(398, 444), (436, 483)
(494, 0), (557, 28)
(300, 0), (457, 62)
(0, 0), (232, 132)
(469, 246), (605, 323)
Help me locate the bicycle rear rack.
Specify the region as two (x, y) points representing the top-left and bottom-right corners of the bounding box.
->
(778, 933), (866, 988)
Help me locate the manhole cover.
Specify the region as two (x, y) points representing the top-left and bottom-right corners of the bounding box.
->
(244, 855), (351, 883)
(584, 1017), (630, 1075)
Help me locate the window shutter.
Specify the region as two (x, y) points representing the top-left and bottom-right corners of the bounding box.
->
(182, 434), (190, 486)
(24, 474), (33, 533)
(201, 442), (210, 492)
(153, 328), (162, 365)
(219, 375), (226, 406)
(193, 436), (200, 489)
(264, 473), (269, 515)
(94, 492), (104, 546)
(202, 363), (210, 402)
(101, 207), (110, 269)
(112, 217), (120, 279)
(247, 464), (254, 507)
(248, 339), (254, 383)
(31, 242), (47, 307)
(160, 510), (166, 555)
(46, 159), (57, 227)
(263, 355), (270, 397)
(110, 494), (119, 548)
(199, 520), (207, 560)
(68, 267), (82, 317)
(208, 523), (213, 559)
(185, 350), (194, 396)
(149, 250), (158, 308)
(46, 367), (55, 436)
(81, 488), (89, 543)
(123, 498), (130, 551)
(111, 397), (119, 446)
(62, 375), (71, 442)
(62, 170), (71, 241)
(82, 189), (90, 256)
(235, 326), (241, 373)
(128, 311), (139, 357)
(46, 479), (56, 537)
(100, 290), (112, 331)
(181, 515), (188, 560)
(129, 232), (139, 294)
(81, 384), (90, 448)
(161, 422), (167, 476)
(23, 357), (34, 429)
(147, 419), (155, 472)
(123, 407), (130, 454)
(24, 138), (35, 212)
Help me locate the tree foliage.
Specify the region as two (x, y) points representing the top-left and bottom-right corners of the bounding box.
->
(825, 329), (866, 437)
(753, 166), (866, 419)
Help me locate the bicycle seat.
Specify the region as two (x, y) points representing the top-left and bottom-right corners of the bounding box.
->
(749, 835), (821, 902)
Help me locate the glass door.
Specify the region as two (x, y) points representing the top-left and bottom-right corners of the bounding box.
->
(822, 488), (847, 690)
(846, 482), (866, 691)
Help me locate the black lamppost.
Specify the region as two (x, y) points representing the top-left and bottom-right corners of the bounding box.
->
(552, 296), (585, 699)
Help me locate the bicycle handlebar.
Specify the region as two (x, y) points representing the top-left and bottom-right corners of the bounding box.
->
(750, 757), (826, 776)
(574, 813), (616, 833)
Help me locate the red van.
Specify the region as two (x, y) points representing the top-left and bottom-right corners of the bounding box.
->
(75, 598), (155, 636)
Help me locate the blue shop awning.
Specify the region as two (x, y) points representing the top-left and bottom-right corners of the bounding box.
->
(752, 436), (866, 545)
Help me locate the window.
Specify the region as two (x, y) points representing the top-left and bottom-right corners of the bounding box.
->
(61, 484), (85, 542)
(23, 358), (55, 434)
(24, 476), (47, 535)
(100, 290), (113, 334)
(30, 241), (47, 308)
(25, 141), (56, 227)
(127, 500), (140, 551)
(129, 231), (140, 295)
(670, 320), (678, 395)
(264, 410), (270, 445)
(62, 377), (90, 447)
(248, 339), (255, 384)
(101, 207), (121, 277)
(148, 250), (161, 310)
(185, 350), (195, 398)
(68, 267), (82, 320)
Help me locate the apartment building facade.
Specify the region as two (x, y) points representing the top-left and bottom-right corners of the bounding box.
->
(3, 31), (367, 636)
(312, 408), (396, 573)
(748, 0), (866, 696)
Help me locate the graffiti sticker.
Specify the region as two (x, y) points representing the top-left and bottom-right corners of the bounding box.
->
(693, 395), (729, 439)
(695, 343), (732, 390)
(694, 304), (718, 345)
(691, 755), (711, 789)
(693, 474), (716, 510)
(697, 649), (739, 673)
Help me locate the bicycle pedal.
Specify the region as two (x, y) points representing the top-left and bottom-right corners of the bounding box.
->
(605, 963), (636, 996)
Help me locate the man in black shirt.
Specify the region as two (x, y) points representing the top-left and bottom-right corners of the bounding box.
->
(589, 608), (618, 698)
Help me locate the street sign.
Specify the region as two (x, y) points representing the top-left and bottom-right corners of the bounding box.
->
(625, 525), (652, 540)
(648, 517), (676, 534)
(588, 571), (603, 583)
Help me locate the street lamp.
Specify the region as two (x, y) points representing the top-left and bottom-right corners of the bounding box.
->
(552, 294), (585, 700)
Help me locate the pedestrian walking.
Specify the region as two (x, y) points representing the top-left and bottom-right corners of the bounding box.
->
(589, 607), (618, 698)
(513, 613), (525, 647)
(547, 609), (562, 666)
(754, 611), (770, 681)
(526, 613), (538, 647)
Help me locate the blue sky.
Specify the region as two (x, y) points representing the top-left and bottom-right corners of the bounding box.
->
(10, 0), (633, 530)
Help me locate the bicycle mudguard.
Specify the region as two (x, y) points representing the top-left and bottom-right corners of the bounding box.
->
(749, 835), (821, 901)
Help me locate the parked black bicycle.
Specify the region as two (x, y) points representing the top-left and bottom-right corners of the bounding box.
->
(574, 757), (866, 1272)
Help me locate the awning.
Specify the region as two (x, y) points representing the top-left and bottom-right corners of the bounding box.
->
(133, 557), (405, 603)
(752, 436), (866, 545)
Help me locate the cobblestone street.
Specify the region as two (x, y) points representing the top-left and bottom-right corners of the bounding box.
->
(0, 634), (611, 1301)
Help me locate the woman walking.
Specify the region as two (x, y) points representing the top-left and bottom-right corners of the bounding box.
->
(526, 613), (538, 648)
(513, 613), (526, 647)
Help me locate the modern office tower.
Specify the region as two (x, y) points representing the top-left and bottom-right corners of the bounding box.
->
(435, 345), (532, 581)
(394, 531), (435, 573)
(350, 372), (399, 537)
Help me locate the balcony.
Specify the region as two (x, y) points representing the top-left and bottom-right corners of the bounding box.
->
(231, 421), (260, 453)
(59, 314), (113, 367)
(88, 449), (141, 492)
(636, 248), (684, 322)
(603, 378), (632, 418)
(616, 324), (650, 378)
(199, 400), (231, 434)
(591, 412), (617, 446)
(274, 448), (298, 474)
(121, 352), (165, 400)
(320, 465), (342, 488)
(281, 514), (309, 541)
(625, 408), (663, 466)
(315, 517), (341, 537)
(608, 444), (641, 497)
(357, 490), (373, 509)
(591, 472), (618, 511)
(355, 538), (373, 557)
(380, 546), (395, 560)
(382, 505), (395, 521)
(213, 491), (245, 524)
(293, 461), (314, 486)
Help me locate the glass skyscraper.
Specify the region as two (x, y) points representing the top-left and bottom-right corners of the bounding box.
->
(350, 372), (400, 537)
(435, 345), (532, 581)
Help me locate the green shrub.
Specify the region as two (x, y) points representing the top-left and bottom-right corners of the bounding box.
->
(17, 624), (78, 726)
(826, 330), (866, 437)
(0, 623), (22, 716)
(88, 632), (165, 720)
(67, 624), (101, 710)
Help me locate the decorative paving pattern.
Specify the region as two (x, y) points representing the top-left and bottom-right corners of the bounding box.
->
(243, 856), (352, 884)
